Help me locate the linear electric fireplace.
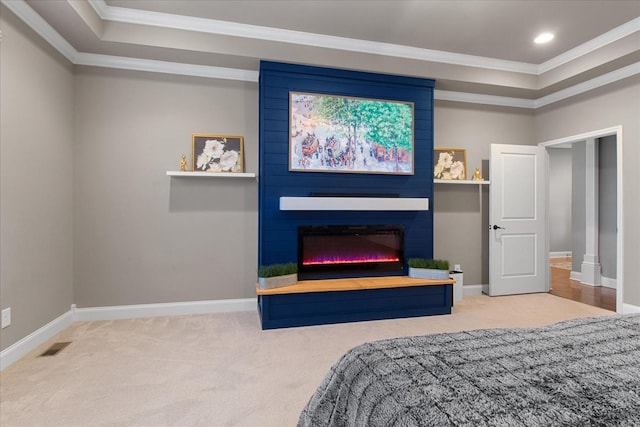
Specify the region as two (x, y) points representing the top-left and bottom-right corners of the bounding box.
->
(298, 225), (404, 280)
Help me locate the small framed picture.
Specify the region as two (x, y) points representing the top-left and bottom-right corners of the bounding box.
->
(434, 148), (467, 180)
(192, 134), (244, 172)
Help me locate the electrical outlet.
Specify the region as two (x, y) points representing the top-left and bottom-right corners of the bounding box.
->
(1, 307), (11, 328)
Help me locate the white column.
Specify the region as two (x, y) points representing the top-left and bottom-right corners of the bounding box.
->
(581, 138), (601, 286)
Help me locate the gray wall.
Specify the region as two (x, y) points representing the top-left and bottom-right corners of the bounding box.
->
(535, 75), (640, 306)
(599, 135), (617, 279)
(571, 144), (587, 273)
(0, 7), (75, 351)
(548, 148), (572, 253)
(72, 81), (537, 304)
(433, 101), (535, 285)
(73, 67), (259, 307)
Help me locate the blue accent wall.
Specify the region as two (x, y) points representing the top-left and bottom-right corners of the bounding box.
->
(259, 61), (435, 276)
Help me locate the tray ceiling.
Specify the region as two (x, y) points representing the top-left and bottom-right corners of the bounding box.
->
(7, 0), (640, 107)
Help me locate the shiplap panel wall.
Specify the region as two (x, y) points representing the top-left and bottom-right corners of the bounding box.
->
(258, 61), (435, 277)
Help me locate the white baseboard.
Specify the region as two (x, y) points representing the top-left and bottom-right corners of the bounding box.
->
(1, 298), (256, 372)
(622, 303), (640, 314)
(73, 298), (256, 322)
(549, 251), (572, 258)
(569, 272), (615, 288)
(463, 284), (484, 297)
(601, 276), (617, 289)
(0, 310), (74, 372)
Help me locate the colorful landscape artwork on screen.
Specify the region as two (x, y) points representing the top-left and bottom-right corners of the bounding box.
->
(289, 92), (414, 175)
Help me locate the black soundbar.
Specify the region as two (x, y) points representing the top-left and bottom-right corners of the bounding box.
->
(310, 192), (400, 198)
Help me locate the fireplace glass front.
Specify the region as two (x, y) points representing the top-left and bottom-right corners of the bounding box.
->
(297, 225), (404, 280)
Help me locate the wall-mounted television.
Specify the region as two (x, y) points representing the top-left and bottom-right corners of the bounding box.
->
(289, 92), (414, 175)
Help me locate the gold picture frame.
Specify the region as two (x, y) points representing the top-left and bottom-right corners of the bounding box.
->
(192, 134), (244, 173)
(434, 148), (467, 180)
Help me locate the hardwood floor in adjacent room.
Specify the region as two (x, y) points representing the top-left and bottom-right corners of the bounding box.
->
(549, 257), (616, 312)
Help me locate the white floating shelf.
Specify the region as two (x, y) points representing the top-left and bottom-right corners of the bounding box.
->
(434, 179), (490, 185)
(280, 197), (429, 211)
(166, 171), (256, 178)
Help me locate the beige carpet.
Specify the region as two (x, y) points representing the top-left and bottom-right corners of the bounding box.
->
(0, 294), (613, 427)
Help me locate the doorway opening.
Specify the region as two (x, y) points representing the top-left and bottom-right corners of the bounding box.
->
(541, 126), (623, 313)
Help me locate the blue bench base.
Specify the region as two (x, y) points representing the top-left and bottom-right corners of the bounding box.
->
(257, 284), (452, 330)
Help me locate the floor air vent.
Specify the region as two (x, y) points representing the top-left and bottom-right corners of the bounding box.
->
(40, 342), (71, 357)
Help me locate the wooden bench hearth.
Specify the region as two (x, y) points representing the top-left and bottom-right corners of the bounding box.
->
(256, 276), (454, 329)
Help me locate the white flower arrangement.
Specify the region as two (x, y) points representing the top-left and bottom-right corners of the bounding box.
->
(434, 151), (466, 180)
(196, 138), (241, 172)
(219, 150), (239, 171)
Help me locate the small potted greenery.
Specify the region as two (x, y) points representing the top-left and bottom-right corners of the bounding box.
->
(257, 262), (298, 289)
(408, 258), (450, 280)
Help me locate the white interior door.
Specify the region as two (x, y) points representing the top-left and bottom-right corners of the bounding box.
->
(489, 144), (547, 296)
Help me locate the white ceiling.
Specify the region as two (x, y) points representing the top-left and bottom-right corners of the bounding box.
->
(6, 0), (640, 107)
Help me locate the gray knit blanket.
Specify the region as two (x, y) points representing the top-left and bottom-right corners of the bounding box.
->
(299, 314), (640, 426)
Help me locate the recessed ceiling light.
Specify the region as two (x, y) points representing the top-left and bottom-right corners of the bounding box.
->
(534, 32), (554, 44)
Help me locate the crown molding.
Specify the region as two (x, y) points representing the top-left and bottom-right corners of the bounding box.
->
(75, 53), (260, 82)
(87, 0), (538, 75)
(88, 0), (640, 77)
(535, 62), (640, 108)
(1, 0), (77, 61)
(4, 0), (639, 111)
(73, 54), (639, 110)
(538, 17), (640, 74)
(434, 90), (535, 109)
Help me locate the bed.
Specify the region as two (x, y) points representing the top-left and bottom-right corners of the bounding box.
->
(298, 314), (640, 426)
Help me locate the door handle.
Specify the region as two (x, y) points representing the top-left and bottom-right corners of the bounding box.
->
(489, 225), (506, 230)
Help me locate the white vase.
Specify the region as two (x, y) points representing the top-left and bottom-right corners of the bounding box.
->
(258, 273), (298, 290)
(408, 267), (449, 280)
